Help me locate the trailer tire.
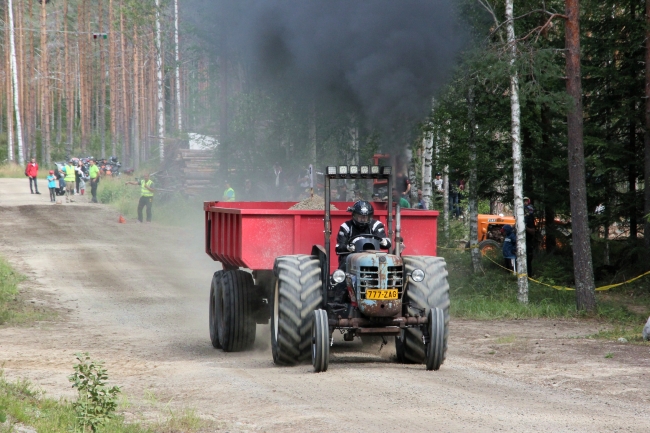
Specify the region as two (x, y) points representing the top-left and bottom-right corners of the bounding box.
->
(271, 255), (323, 366)
(396, 256), (450, 365)
(218, 270), (256, 352)
(209, 271), (223, 349)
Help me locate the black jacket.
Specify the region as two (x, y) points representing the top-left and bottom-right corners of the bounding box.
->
(335, 219), (391, 269)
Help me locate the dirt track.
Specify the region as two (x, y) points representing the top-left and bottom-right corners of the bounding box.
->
(1, 177), (649, 432)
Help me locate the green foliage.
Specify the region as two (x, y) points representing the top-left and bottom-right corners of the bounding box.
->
(68, 353), (121, 433)
(0, 256), (24, 325)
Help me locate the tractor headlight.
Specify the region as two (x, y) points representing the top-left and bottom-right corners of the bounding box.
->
(411, 269), (425, 282)
(349, 165), (359, 175)
(332, 269), (346, 284)
(327, 166), (337, 175)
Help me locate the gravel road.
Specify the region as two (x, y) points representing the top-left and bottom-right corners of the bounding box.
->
(0, 178), (649, 432)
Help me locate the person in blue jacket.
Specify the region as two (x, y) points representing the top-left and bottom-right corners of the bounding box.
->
(501, 224), (517, 273)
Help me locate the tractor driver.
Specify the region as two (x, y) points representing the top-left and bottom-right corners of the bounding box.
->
(335, 200), (392, 270)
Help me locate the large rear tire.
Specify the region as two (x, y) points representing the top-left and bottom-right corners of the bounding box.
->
(217, 270), (256, 352)
(271, 255), (323, 366)
(396, 256), (450, 365)
(209, 271), (223, 349)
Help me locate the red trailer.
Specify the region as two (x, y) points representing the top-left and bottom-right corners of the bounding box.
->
(206, 166), (450, 372)
(204, 201), (439, 271)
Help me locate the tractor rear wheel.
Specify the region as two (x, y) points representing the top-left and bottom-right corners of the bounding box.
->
(271, 255), (323, 366)
(217, 270), (256, 352)
(209, 271), (223, 349)
(479, 239), (500, 257)
(396, 256), (450, 366)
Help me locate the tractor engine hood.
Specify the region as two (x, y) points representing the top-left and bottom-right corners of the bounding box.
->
(347, 252), (403, 317)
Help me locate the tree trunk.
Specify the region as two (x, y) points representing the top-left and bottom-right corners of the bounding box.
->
(174, 0), (182, 132)
(8, 0), (25, 164)
(133, 29), (141, 170)
(5, 7), (15, 162)
(119, 3), (129, 163)
(565, 0), (596, 312)
(98, 0), (106, 158)
(40, 0), (51, 164)
(645, 0), (650, 249)
(155, 0), (165, 160)
(422, 99), (434, 210)
(467, 86), (481, 273)
(506, 0), (528, 303)
(443, 163), (450, 242)
(108, 0), (117, 157)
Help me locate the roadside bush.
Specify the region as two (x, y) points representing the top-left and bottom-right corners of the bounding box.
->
(69, 353), (121, 433)
(0, 162), (26, 178)
(0, 257), (22, 325)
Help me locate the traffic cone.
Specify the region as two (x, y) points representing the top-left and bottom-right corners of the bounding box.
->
(118, 215), (126, 224)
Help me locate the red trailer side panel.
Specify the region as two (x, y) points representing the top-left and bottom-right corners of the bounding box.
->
(205, 201), (438, 271)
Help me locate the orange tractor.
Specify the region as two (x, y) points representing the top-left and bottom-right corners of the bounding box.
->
(472, 214), (516, 255)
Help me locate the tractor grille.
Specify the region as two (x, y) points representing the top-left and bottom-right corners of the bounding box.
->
(358, 265), (404, 298)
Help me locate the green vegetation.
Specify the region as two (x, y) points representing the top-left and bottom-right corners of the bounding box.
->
(0, 369), (208, 432)
(69, 353), (121, 432)
(0, 256), (54, 326)
(0, 162), (26, 179)
(444, 247), (650, 323)
(97, 176), (205, 227)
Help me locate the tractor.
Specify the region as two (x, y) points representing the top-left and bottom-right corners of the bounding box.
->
(206, 165), (450, 372)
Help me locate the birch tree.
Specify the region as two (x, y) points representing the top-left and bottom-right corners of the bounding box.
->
(645, 0), (650, 251)
(174, 0), (182, 132)
(8, 0), (24, 165)
(505, 0), (528, 303)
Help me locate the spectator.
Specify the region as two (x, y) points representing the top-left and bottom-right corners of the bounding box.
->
(55, 165), (66, 195)
(392, 188), (410, 208)
(240, 179), (257, 201)
(524, 205), (536, 277)
(75, 160), (87, 194)
(63, 159), (76, 203)
(449, 168), (464, 218)
(434, 172), (443, 193)
(395, 167), (411, 198)
(501, 224), (517, 273)
(222, 180), (236, 202)
(25, 158), (40, 194)
(88, 159), (100, 203)
(272, 163), (285, 199)
(416, 189), (426, 209)
(336, 183), (348, 201)
(46, 170), (57, 203)
(126, 173), (155, 223)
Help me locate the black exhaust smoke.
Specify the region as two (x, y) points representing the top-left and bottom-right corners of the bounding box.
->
(186, 0), (465, 144)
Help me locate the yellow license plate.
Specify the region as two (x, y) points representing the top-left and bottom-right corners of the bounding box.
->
(365, 289), (399, 300)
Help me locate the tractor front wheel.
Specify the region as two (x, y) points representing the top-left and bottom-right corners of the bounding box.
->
(311, 309), (330, 373)
(271, 255), (323, 366)
(396, 256), (450, 366)
(425, 307), (445, 371)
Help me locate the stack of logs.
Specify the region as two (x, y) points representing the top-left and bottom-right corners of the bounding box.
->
(174, 149), (219, 195)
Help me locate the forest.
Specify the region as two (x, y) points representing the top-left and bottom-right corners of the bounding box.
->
(1, 0), (649, 311)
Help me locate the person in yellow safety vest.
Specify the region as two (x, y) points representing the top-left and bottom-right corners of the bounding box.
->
(222, 180), (236, 202)
(63, 159), (77, 203)
(126, 173), (155, 223)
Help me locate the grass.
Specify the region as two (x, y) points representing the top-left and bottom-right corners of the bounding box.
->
(0, 256), (55, 326)
(97, 176), (206, 227)
(0, 372), (210, 433)
(0, 163), (26, 178)
(442, 248), (649, 327)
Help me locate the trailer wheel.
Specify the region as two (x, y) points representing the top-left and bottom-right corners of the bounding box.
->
(311, 309), (330, 373)
(209, 271), (223, 349)
(218, 270), (256, 352)
(271, 255), (323, 366)
(425, 307), (445, 371)
(396, 256), (450, 366)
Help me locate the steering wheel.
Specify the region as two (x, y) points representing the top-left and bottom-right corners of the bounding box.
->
(349, 234), (385, 244)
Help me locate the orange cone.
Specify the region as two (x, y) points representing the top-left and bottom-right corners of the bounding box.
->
(118, 215), (126, 224)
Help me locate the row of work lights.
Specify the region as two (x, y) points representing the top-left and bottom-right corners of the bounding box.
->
(325, 165), (392, 179)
